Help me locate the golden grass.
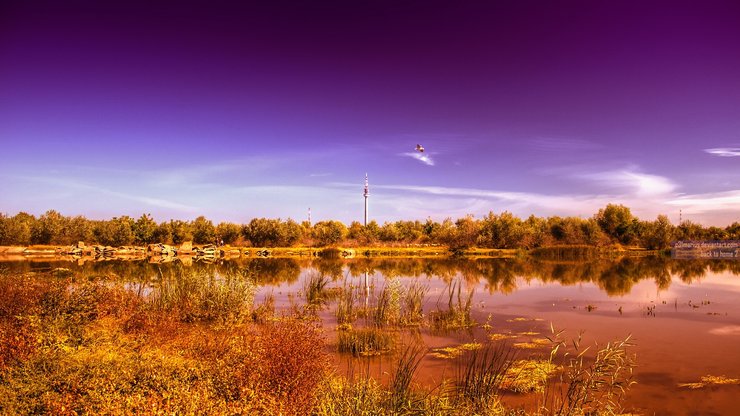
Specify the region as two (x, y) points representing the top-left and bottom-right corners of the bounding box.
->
(489, 333), (516, 342)
(506, 317), (544, 322)
(429, 343), (482, 359)
(678, 375), (740, 389)
(502, 359), (560, 393)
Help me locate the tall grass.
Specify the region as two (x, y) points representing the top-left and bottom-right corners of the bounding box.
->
(337, 328), (395, 357)
(388, 344), (426, 413)
(313, 374), (387, 416)
(541, 333), (637, 415)
(252, 291), (275, 323)
(304, 272), (331, 307)
(149, 267), (256, 325)
(373, 278), (403, 327)
(401, 281), (428, 326)
(336, 283), (358, 325)
(430, 279), (475, 330)
(455, 342), (517, 413)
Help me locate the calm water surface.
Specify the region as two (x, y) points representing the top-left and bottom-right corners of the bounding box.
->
(3, 256), (739, 415)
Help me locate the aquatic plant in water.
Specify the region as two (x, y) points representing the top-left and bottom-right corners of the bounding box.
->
(337, 327), (395, 356)
(430, 279), (475, 331)
(678, 375), (740, 389)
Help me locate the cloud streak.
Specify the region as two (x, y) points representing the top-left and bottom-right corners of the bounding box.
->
(11, 175), (198, 213)
(400, 152), (435, 166)
(666, 190), (740, 213)
(705, 148), (740, 157)
(575, 169), (677, 196)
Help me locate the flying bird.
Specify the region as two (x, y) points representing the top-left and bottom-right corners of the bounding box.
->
(415, 144), (425, 153)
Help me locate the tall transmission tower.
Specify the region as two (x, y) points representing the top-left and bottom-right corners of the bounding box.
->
(364, 173), (369, 226)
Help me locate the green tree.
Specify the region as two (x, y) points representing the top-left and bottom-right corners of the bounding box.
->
(347, 220), (379, 245)
(522, 215), (550, 248)
(441, 215), (479, 250)
(478, 211), (525, 248)
(281, 219), (303, 246)
(427, 218), (455, 246)
(244, 218), (283, 247)
(312, 220), (347, 246)
(4, 212), (35, 245)
(215, 222), (241, 245)
(153, 221), (173, 244)
(595, 204), (638, 244)
(676, 220), (705, 240)
(395, 220), (423, 242)
(133, 214), (158, 245)
(705, 226), (728, 240)
(378, 221), (401, 242)
(31, 210), (67, 245)
(64, 215), (94, 244)
(191, 216), (216, 244)
(640, 215), (675, 249)
(580, 217), (609, 246)
(94, 216), (135, 246)
(0, 214), (8, 245)
(169, 220), (193, 245)
(726, 222), (740, 240)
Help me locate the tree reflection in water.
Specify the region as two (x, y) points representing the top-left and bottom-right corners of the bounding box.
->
(0, 256), (737, 296)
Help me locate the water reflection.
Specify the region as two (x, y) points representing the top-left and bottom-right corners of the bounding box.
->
(1, 256), (737, 296)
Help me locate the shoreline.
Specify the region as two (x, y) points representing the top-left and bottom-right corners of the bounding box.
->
(0, 244), (661, 262)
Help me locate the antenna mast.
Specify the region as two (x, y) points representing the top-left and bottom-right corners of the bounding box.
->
(363, 173), (369, 226)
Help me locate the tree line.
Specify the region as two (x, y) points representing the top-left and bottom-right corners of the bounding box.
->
(0, 204), (737, 249)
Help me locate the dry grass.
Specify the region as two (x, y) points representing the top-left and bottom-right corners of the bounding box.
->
(0, 269), (329, 416)
(502, 360), (560, 393)
(541, 333), (637, 416)
(678, 375), (740, 389)
(430, 343), (482, 359)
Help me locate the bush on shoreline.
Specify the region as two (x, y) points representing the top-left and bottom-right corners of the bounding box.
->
(2, 205), (738, 250)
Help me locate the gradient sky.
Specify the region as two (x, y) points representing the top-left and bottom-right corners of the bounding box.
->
(1, 0), (739, 225)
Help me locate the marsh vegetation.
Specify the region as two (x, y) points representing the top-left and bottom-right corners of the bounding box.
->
(0, 256), (738, 415)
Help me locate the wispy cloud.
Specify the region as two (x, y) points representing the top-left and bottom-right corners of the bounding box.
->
(575, 168), (677, 196)
(13, 175), (198, 212)
(667, 190), (740, 213)
(704, 147), (740, 157)
(400, 152), (435, 166)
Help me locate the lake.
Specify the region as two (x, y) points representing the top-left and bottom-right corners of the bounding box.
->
(2, 256), (738, 415)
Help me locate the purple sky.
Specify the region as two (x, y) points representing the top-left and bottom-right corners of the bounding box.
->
(1, 0), (739, 225)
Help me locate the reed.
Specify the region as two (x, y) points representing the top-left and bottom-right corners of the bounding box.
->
(401, 281), (428, 326)
(373, 278), (403, 327)
(150, 267), (256, 325)
(455, 342), (517, 412)
(430, 280), (475, 330)
(336, 283), (357, 325)
(388, 344), (426, 413)
(337, 327), (395, 357)
(304, 272), (330, 307)
(541, 334), (637, 415)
